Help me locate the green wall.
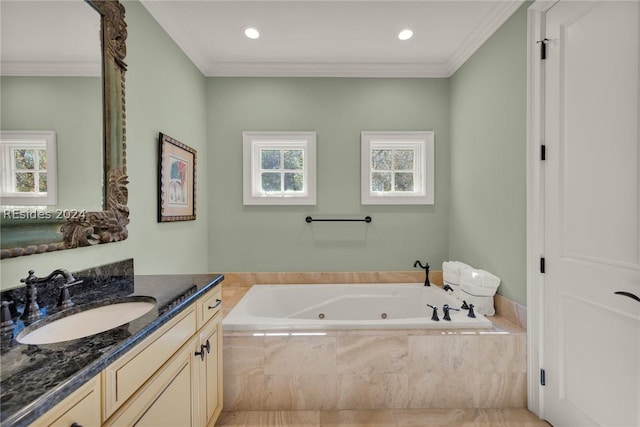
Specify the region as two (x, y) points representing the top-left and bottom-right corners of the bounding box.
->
(207, 77), (450, 272)
(0, 0), (209, 289)
(1, 2), (529, 306)
(449, 3), (528, 305)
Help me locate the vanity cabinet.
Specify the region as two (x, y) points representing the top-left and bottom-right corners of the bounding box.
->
(103, 334), (199, 426)
(196, 311), (223, 426)
(30, 284), (223, 427)
(33, 375), (101, 427)
(104, 285), (223, 427)
(103, 305), (198, 419)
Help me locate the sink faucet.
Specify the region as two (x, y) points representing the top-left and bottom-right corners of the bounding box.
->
(20, 269), (83, 321)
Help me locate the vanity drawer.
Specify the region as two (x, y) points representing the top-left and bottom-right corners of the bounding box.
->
(35, 374), (101, 427)
(102, 306), (196, 420)
(197, 285), (222, 329)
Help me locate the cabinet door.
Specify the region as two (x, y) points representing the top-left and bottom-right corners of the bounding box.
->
(102, 307), (196, 419)
(104, 335), (198, 427)
(197, 312), (223, 427)
(35, 375), (100, 427)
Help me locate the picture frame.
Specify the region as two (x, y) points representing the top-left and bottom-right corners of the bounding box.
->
(158, 133), (196, 222)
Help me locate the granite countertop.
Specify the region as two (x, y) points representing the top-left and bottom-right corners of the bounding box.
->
(0, 268), (224, 427)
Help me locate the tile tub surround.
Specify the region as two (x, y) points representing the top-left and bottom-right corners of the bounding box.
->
(0, 264), (224, 427)
(223, 325), (526, 411)
(221, 272), (527, 412)
(494, 294), (527, 331)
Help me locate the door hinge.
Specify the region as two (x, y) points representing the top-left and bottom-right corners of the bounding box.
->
(540, 257), (546, 274)
(540, 369), (546, 386)
(541, 144), (546, 161)
(537, 38), (549, 60)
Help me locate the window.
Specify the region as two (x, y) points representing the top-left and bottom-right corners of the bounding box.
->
(243, 132), (316, 205)
(361, 131), (434, 205)
(0, 131), (57, 206)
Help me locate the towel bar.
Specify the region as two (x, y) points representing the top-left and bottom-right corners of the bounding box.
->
(305, 216), (372, 223)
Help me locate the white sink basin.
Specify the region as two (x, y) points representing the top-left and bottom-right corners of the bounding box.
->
(17, 297), (156, 345)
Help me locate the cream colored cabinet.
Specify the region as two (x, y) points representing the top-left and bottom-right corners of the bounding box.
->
(103, 334), (199, 427)
(104, 284), (223, 426)
(196, 285), (222, 329)
(32, 285), (223, 427)
(102, 306), (197, 420)
(196, 311), (223, 426)
(32, 374), (101, 427)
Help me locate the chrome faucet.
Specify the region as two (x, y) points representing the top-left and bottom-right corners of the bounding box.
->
(20, 269), (83, 321)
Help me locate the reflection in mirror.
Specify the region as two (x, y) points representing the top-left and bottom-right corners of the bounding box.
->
(0, 0), (103, 211)
(0, 0), (129, 258)
(0, 131), (58, 206)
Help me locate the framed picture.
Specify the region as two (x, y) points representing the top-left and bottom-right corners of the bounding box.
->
(158, 133), (196, 222)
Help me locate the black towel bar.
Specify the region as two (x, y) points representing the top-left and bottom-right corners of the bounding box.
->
(305, 216), (372, 223)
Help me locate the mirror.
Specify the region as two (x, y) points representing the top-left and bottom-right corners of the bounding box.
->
(0, 0), (129, 258)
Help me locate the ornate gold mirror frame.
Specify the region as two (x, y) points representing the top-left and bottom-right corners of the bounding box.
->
(0, 0), (129, 259)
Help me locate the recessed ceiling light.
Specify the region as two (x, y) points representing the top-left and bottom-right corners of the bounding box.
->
(398, 29), (414, 41)
(244, 27), (260, 40)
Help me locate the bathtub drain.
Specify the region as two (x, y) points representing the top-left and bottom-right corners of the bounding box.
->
(318, 313), (325, 319)
(381, 313), (387, 319)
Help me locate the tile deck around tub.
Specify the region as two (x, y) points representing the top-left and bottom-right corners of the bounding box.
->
(215, 409), (551, 426)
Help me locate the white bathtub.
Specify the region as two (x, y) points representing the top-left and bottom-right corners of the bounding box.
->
(223, 283), (493, 330)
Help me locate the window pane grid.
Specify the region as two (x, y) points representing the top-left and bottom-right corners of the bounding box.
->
(11, 148), (47, 193)
(370, 148), (416, 193)
(259, 149), (304, 194)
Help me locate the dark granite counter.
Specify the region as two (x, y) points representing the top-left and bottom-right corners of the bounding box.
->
(0, 260), (223, 427)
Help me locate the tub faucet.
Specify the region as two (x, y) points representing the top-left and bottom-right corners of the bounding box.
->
(442, 304), (460, 321)
(413, 260), (430, 286)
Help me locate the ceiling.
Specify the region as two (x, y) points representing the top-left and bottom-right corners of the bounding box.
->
(0, 0), (101, 76)
(0, 0), (524, 78)
(140, 0), (524, 77)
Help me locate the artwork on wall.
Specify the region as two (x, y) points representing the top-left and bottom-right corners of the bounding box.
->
(158, 133), (196, 222)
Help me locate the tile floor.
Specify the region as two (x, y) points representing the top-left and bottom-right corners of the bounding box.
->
(215, 408), (552, 426)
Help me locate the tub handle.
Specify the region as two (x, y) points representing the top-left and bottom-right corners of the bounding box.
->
(208, 299), (222, 310)
(614, 291), (640, 303)
(427, 304), (439, 321)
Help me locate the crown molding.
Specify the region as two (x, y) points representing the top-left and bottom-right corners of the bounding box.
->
(445, 0), (524, 76)
(205, 61), (450, 78)
(142, 0), (523, 79)
(0, 61), (101, 77)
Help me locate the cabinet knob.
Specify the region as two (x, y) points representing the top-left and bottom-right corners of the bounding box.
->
(194, 346), (206, 361)
(70, 423), (83, 427)
(204, 339), (210, 354)
(208, 299), (222, 310)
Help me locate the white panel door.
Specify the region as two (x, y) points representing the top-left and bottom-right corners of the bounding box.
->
(543, 1), (640, 426)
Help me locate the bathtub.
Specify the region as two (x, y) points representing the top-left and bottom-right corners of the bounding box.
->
(223, 283), (492, 330)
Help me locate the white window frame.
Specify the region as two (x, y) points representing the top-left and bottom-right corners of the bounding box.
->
(361, 131), (434, 205)
(243, 131), (316, 205)
(0, 131), (57, 206)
